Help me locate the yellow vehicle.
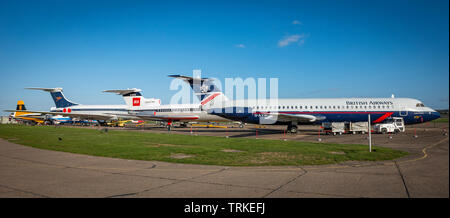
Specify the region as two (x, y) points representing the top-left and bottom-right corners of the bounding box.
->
(191, 123), (228, 128)
(107, 120), (130, 127)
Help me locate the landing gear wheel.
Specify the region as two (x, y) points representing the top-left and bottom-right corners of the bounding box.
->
(291, 125), (298, 133)
(288, 125), (298, 134)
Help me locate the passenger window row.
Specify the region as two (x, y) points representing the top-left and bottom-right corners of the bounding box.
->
(251, 105), (392, 110)
(151, 108), (201, 112)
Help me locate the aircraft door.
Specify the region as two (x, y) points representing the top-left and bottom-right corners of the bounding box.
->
(400, 106), (408, 116)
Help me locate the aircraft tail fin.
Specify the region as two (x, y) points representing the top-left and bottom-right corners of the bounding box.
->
(14, 100), (30, 118)
(25, 87), (79, 108)
(16, 100), (27, 111)
(168, 75), (228, 108)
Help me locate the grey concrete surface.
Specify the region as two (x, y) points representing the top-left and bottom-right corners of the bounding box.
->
(0, 126), (448, 198)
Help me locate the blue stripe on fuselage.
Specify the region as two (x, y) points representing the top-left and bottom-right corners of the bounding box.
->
(211, 108), (440, 125)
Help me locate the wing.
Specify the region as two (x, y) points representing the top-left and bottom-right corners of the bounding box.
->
(265, 112), (325, 123)
(15, 113), (46, 119)
(5, 110), (115, 121)
(101, 111), (200, 121)
(134, 113), (199, 121)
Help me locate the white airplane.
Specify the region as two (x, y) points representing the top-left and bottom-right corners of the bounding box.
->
(7, 87), (161, 125)
(171, 75), (441, 133)
(6, 86), (229, 129)
(104, 86), (230, 130)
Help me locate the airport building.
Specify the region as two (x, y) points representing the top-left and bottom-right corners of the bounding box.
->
(0, 116), (17, 124)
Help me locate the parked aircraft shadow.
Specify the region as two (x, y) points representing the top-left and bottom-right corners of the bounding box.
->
(123, 125), (324, 138)
(177, 127), (322, 138)
(226, 128), (323, 138)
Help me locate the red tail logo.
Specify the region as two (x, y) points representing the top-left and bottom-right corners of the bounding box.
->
(133, 98), (141, 106)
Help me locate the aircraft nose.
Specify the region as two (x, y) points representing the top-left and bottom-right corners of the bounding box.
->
(432, 111), (441, 119)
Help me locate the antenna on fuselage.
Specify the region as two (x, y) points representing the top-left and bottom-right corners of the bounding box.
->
(391, 94), (395, 98)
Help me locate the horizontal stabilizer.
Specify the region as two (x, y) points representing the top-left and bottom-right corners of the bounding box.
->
(168, 75), (215, 82)
(26, 87), (78, 108)
(169, 74), (223, 102)
(25, 87), (63, 92)
(103, 88), (143, 96)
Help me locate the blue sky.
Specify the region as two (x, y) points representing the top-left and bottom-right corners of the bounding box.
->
(0, 0), (448, 115)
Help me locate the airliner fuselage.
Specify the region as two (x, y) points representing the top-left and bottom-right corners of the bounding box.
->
(208, 97), (440, 125)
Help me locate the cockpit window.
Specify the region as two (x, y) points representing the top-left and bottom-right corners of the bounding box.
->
(416, 103), (425, 107)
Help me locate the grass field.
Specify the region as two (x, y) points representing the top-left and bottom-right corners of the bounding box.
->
(0, 124), (408, 166)
(431, 118), (449, 123)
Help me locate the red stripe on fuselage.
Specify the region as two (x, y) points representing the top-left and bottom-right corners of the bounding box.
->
(372, 112), (394, 123)
(201, 93), (220, 106)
